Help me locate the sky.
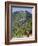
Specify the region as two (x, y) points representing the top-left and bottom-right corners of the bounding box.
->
(12, 7), (32, 14)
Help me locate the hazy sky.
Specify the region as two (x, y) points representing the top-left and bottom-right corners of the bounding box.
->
(12, 7), (32, 14)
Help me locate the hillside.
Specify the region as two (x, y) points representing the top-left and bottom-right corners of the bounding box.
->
(11, 10), (32, 37)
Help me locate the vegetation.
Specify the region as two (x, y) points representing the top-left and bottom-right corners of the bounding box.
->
(11, 11), (32, 38)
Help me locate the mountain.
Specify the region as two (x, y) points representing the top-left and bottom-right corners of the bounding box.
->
(11, 10), (32, 26)
(13, 10), (32, 15)
(11, 10), (32, 37)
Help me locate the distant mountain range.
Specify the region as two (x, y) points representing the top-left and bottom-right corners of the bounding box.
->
(13, 10), (32, 15)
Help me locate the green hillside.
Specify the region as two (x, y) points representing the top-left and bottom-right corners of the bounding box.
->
(11, 12), (32, 38)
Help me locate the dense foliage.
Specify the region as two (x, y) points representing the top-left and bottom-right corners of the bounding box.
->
(11, 11), (32, 37)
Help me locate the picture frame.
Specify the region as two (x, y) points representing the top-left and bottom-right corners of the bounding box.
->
(5, 1), (37, 45)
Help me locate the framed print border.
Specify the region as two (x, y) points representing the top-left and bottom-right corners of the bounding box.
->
(5, 1), (37, 45)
